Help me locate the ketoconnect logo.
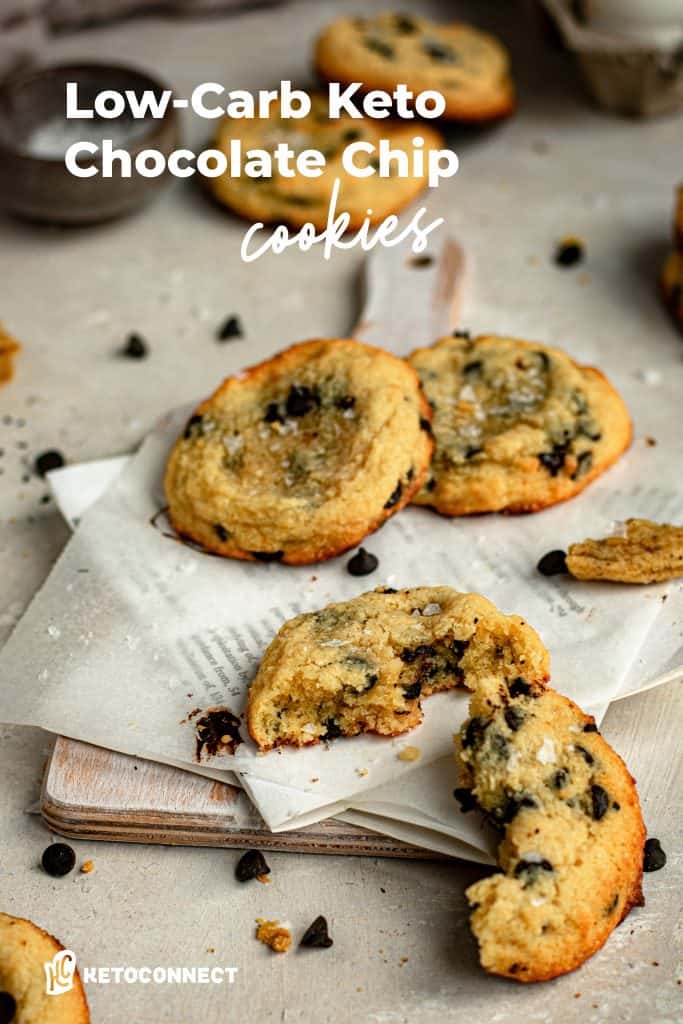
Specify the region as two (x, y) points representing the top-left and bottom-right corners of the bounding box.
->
(44, 949), (77, 996)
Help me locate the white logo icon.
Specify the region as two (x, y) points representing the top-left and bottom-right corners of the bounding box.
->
(44, 950), (77, 996)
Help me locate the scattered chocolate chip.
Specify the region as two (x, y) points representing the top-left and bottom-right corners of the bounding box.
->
(336, 395), (356, 410)
(34, 449), (65, 477)
(213, 524), (229, 542)
(217, 315), (243, 342)
(572, 450), (593, 480)
(300, 915), (333, 948)
(453, 329), (471, 339)
(509, 677), (532, 698)
(286, 385), (319, 418)
(195, 708), (242, 760)
(463, 360), (482, 374)
(42, 842), (76, 877)
(591, 784), (609, 820)
(384, 481), (403, 509)
(378, 586), (397, 594)
(409, 254), (433, 268)
(250, 550), (284, 562)
(550, 768), (569, 790)
(504, 707), (525, 732)
(40, 494), (50, 504)
(235, 848), (270, 882)
(643, 837), (667, 872)
(121, 332), (148, 359)
(464, 445), (483, 460)
(402, 681), (422, 700)
(453, 787), (478, 813)
(490, 733), (509, 758)
(575, 745), (594, 765)
(0, 992), (16, 1024)
(583, 722), (599, 733)
(426, 478), (436, 491)
(347, 548), (379, 577)
(555, 240), (584, 267)
(537, 550), (568, 576)
(322, 718), (343, 741)
(419, 416), (433, 434)
(183, 414), (203, 439)
(341, 129), (360, 142)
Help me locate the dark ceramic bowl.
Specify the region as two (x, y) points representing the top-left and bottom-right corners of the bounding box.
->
(0, 63), (179, 224)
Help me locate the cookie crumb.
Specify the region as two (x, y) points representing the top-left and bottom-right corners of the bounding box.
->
(397, 746), (420, 762)
(646, 437), (657, 447)
(255, 919), (291, 953)
(357, 768), (368, 777)
(80, 859), (95, 874)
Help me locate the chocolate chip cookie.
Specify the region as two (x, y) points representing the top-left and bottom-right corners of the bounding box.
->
(457, 682), (645, 982)
(408, 334), (632, 515)
(566, 518), (683, 583)
(0, 913), (90, 1022)
(208, 92), (443, 230)
(315, 13), (515, 123)
(247, 586), (550, 750)
(164, 339), (433, 564)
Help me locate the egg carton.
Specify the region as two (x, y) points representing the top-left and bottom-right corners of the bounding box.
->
(541, 0), (683, 117)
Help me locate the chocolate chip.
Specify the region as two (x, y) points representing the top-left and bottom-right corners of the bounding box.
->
(463, 360), (482, 374)
(575, 745), (594, 765)
(490, 733), (509, 758)
(384, 481), (403, 509)
(322, 719), (343, 741)
(462, 717), (486, 749)
(550, 768), (569, 789)
(286, 385), (319, 418)
(453, 329), (471, 339)
(453, 787), (478, 813)
(341, 129), (360, 142)
(0, 992), (16, 1024)
(214, 524), (229, 542)
(643, 837), (667, 872)
(347, 548), (378, 576)
(409, 255), (433, 268)
(423, 39), (456, 62)
(583, 722), (599, 733)
(217, 315), (243, 341)
(514, 858), (553, 884)
(591, 784), (609, 820)
(402, 681), (422, 700)
(365, 37), (394, 58)
(509, 677), (532, 698)
(195, 708), (242, 759)
(42, 842), (75, 877)
(494, 794), (537, 825)
(394, 14), (417, 33)
(426, 478), (436, 491)
(539, 444), (568, 476)
(572, 450), (593, 480)
(264, 402), (284, 424)
(336, 395), (355, 410)
(378, 586), (397, 594)
(34, 449), (65, 477)
(555, 240), (584, 267)
(464, 445), (483, 460)
(300, 915), (333, 948)
(537, 549), (568, 576)
(183, 414), (203, 439)
(121, 332), (148, 359)
(235, 848), (270, 882)
(504, 707), (525, 732)
(399, 644), (436, 664)
(250, 550), (284, 562)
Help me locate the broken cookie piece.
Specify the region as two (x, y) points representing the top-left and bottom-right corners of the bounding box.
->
(246, 586), (550, 750)
(566, 518), (683, 583)
(457, 681), (645, 982)
(255, 919), (291, 953)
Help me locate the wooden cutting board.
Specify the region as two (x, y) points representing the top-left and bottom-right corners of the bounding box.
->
(40, 237), (469, 856)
